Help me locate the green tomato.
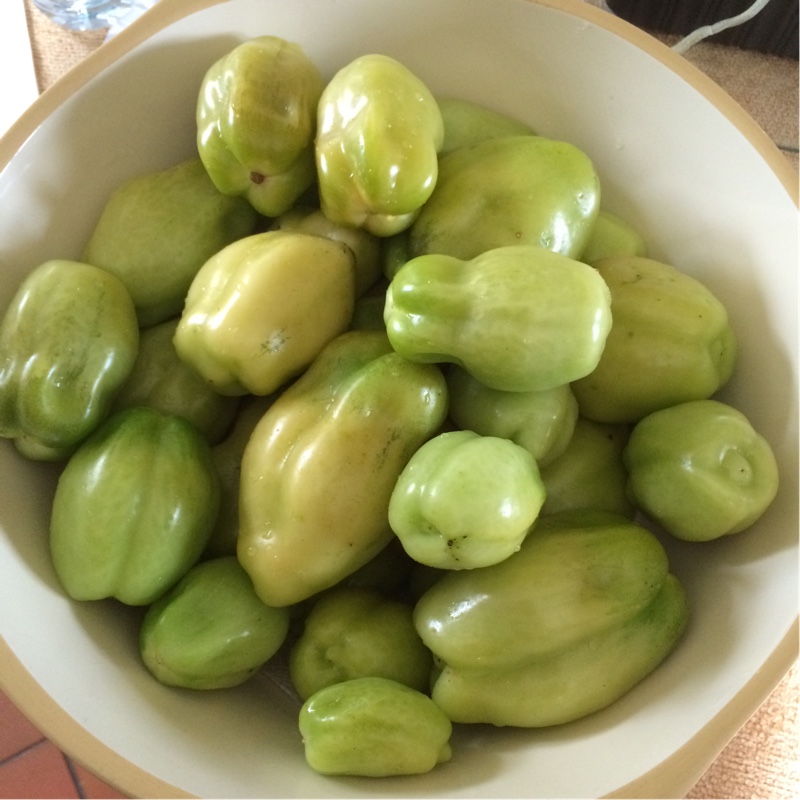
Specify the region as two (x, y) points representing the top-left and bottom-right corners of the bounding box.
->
(50, 407), (220, 605)
(409, 134), (599, 261)
(112, 318), (240, 445)
(572, 256), (737, 423)
(539, 417), (635, 518)
(196, 36), (324, 217)
(0, 260), (138, 461)
(580, 209), (648, 264)
(436, 96), (534, 156)
(83, 159), (258, 327)
(299, 677), (452, 777)
(289, 586), (432, 700)
(413, 510), (669, 672)
(446, 365), (578, 466)
(431, 573), (688, 727)
(316, 54), (444, 236)
(173, 231), (355, 397)
(624, 399), (779, 541)
(384, 245), (612, 392)
(140, 556), (290, 689)
(204, 394), (277, 559)
(237, 331), (448, 607)
(388, 430), (545, 569)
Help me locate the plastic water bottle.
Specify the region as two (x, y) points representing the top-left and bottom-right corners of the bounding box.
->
(31, 0), (159, 33)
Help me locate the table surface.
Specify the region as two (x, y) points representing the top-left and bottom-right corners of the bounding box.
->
(1, 1), (798, 799)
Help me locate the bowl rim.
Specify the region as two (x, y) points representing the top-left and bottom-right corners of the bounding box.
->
(0, 1), (797, 798)
(2, 0), (799, 206)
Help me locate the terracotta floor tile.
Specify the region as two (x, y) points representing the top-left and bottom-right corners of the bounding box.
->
(0, 691), (45, 762)
(0, 740), (79, 799)
(69, 758), (129, 799)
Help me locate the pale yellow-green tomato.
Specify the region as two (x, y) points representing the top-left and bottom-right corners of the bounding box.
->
(196, 36), (325, 216)
(436, 96), (534, 155)
(83, 158), (258, 327)
(173, 230), (355, 396)
(112, 318), (240, 445)
(289, 586), (432, 700)
(409, 134), (600, 261)
(571, 256), (737, 423)
(580, 209), (648, 264)
(316, 54), (444, 236)
(299, 677), (452, 777)
(539, 417), (635, 518)
(388, 430), (546, 570)
(447, 365), (578, 467)
(385, 245), (612, 393)
(430, 574), (688, 727)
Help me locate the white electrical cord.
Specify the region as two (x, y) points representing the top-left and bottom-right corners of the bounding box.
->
(671, 0), (774, 54)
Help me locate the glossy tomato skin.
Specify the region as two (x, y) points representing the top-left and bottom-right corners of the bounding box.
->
(572, 256), (737, 423)
(389, 430), (545, 570)
(0, 259), (139, 461)
(299, 677), (452, 777)
(316, 54), (444, 237)
(50, 407), (220, 606)
(140, 556), (290, 690)
(197, 36), (324, 217)
(385, 245), (612, 393)
(624, 399), (779, 541)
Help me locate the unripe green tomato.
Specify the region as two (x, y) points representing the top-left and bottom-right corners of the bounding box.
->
(83, 159), (258, 327)
(431, 573), (688, 727)
(446, 365), (578, 466)
(409, 134), (599, 261)
(388, 430), (545, 569)
(113, 318), (240, 445)
(205, 394), (277, 559)
(624, 399), (779, 541)
(174, 231), (356, 396)
(539, 417), (635, 518)
(299, 677), (452, 777)
(413, 510), (669, 672)
(196, 36), (324, 217)
(140, 556), (290, 689)
(289, 586), (432, 700)
(436, 96), (534, 156)
(0, 259), (139, 461)
(384, 245), (612, 392)
(50, 407), (220, 606)
(316, 54), (444, 236)
(572, 256), (737, 423)
(580, 209), (647, 264)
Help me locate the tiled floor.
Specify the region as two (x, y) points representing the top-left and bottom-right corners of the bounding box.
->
(0, 691), (126, 799)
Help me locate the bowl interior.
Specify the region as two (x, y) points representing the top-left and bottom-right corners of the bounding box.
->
(0, 0), (797, 797)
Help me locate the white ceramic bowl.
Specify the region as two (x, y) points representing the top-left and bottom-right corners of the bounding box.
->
(1, 1), (797, 797)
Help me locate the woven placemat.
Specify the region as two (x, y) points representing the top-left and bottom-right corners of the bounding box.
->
(23, 0), (106, 91)
(686, 661), (799, 800)
(19, 2), (800, 798)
